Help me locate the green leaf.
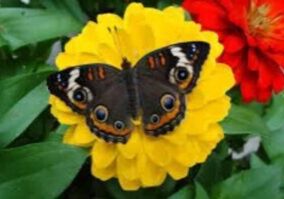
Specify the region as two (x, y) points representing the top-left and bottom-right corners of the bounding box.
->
(45, 125), (68, 142)
(0, 81), (49, 148)
(157, 0), (174, 9)
(196, 153), (232, 191)
(262, 127), (284, 184)
(250, 154), (267, 169)
(168, 182), (209, 199)
(0, 142), (88, 199)
(43, 0), (87, 23)
(221, 104), (270, 137)
(0, 66), (54, 115)
(195, 182), (209, 199)
(211, 166), (282, 199)
(0, 35), (7, 48)
(0, 0), (85, 50)
(168, 185), (194, 199)
(262, 127), (284, 161)
(264, 92), (284, 131)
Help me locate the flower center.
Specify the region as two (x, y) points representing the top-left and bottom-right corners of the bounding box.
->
(247, 1), (283, 37)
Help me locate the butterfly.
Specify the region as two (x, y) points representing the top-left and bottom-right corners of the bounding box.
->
(47, 41), (210, 144)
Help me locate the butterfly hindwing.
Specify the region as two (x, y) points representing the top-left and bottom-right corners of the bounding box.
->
(86, 76), (134, 143)
(47, 64), (133, 143)
(137, 75), (186, 136)
(135, 41), (210, 136)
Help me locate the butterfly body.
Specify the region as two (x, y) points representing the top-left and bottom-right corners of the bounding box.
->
(47, 42), (210, 143)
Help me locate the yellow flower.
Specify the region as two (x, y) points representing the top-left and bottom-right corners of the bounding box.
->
(49, 3), (235, 190)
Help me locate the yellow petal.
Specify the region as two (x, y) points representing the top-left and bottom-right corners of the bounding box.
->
(144, 136), (173, 166)
(97, 13), (123, 29)
(144, 8), (171, 48)
(115, 27), (136, 65)
(118, 176), (141, 191)
(137, 151), (167, 186)
(49, 96), (72, 113)
(161, 127), (187, 146)
(64, 35), (81, 54)
(96, 43), (122, 68)
(50, 106), (83, 125)
(92, 142), (117, 169)
(117, 155), (139, 181)
(178, 21), (202, 42)
(190, 124), (224, 164)
(117, 129), (141, 159)
(163, 6), (185, 23)
(185, 96), (231, 135)
(188, 64), (235, 109)
(63, 123), (95, 147)
(127, 24), (155, 64)
(197, 123), (224, 142)
(56, 53), (101, 70)
(63, 126), (76, 144)
(174, 140), (200, 166)
(165, 160), (189, 180)
(124, 3), (145, 23)
(201, 31), (224, 59)
(91, 161), (116, 181)
(70, 123), (95, 146)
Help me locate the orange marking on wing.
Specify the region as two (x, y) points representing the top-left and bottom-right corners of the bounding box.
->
(74, 101), (87, 109)
(98, 66), (106, 79)
(90, 114), (131, 136)
(87, 68), (94, 80)
(145, 99), (181, 130)
(159, 53), (166, 66)
(179, 75), (193, 89)
(148, 56), (155, 69)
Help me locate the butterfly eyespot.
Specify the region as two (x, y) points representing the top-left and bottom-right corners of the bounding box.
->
(150, 114), (160, 124)
(161, 94), (176, 112)
(114, 121), (125, 131)
(175, 67), (190, 82)
(94, 105), (108, 122)
(73, 88), (87, 103)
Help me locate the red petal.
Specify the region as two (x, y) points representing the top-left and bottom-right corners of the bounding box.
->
(222, 33), (246, 53)
(272, 69), (284, 92)
(225, 0), (249, 29)
(247, 49), (262, 71)
(266, 51), (284, 67)
(221, 51), (246, 69)
(182, 0), (229, 30)
(258, 62), (272, 89)
(240, 74), (258, 102)
(256, 87), (272, 103)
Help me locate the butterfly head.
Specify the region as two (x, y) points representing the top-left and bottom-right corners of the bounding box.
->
(121, 57), (131, 70)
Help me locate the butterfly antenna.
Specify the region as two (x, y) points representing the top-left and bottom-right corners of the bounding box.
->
(107, 26), (131, 69)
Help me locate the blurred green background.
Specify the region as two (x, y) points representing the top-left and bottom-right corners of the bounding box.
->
(0, 0), (284, 198)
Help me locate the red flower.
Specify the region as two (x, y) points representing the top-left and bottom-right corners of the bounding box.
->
(183, 0), (284, 102)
